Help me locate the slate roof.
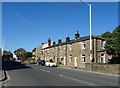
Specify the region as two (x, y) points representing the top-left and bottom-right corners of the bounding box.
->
(42, 35), (105, 50)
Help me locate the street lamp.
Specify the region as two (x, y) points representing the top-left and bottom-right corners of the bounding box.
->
(2, 38), (5, 56)
(80, 0), (92, 71)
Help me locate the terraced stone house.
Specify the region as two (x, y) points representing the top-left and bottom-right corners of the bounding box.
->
(32, 31), (110, 68)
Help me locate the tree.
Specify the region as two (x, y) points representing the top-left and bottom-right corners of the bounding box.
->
(98, 31), (111, 39)
(105, 25), (120, 64)
(2, 50), (13, 60)
(14, 48), (26, 59)
(22, 52), (32, 60)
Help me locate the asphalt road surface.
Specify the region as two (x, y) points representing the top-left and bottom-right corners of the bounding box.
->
(2, 62), (119, 87)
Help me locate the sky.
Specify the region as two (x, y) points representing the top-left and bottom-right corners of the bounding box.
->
(2, 2), (118, 52)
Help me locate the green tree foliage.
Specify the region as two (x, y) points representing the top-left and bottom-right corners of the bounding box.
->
(105, 25), (120, 64)
(98, 31), (111, 39)
(22, 52), (32, 60)
(26, 57), (35, 61)
(3, 50), (13, 59)
(13, 48), (26, 59)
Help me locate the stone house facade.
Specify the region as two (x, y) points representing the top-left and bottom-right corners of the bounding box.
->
(33, 31), (110, 68)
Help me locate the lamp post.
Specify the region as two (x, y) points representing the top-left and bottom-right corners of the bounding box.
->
(2, 38), (5, 56)
(80, 0), (92, 71)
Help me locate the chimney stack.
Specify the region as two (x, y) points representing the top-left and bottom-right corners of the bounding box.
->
(66, 35), (70, 42)
(48, 38), (51, 46)
(75, 30), (80, 39)
(58, 39), (62, 44)
(53, 41), (56, 45)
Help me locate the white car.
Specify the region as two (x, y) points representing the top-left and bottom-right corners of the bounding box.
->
(14, 58), (24, 64)
(15, 58), (21, 62)
(45, 60), (57, 67)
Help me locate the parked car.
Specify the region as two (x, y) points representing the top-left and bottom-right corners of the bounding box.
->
(45, 60), (57, 67)
(14, 58), (24, 64)
(3, 58), (8, 62)
(29, 60), (37, 64)
(38, 60), (45, 66)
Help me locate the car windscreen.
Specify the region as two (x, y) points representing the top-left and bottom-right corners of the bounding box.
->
(17, 58), (21, 60)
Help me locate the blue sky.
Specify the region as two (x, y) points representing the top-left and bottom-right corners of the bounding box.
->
(2, 2), (118, 52)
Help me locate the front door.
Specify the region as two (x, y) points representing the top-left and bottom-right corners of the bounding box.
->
(55, 56), (57, 63)
(74, 57), (77, 67)
(64, 56), (66, 65)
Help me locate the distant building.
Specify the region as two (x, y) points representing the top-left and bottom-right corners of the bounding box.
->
(32, 38), (54, 61)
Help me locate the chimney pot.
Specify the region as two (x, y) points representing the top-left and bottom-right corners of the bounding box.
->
(75, 30), (80, 39)
(48, 38), (51, 46)
(58, 39), (62, 44)
(66, 35), (70, 42)
(53, 42), (56, 45)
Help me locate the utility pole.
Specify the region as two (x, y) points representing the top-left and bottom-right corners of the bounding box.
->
(80, 0), (92, 71)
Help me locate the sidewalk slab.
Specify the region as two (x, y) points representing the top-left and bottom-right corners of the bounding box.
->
(0, 70), (5, 81)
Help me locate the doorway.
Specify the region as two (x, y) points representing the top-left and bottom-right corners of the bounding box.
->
(74, 57), (77, 67)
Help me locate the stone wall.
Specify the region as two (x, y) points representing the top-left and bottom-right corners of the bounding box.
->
(60, 63), (120, 75)
(85, 63), (120, 75)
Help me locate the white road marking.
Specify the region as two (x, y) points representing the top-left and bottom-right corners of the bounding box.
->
(29, 64), (95, 85)
(46, 70), (50, 72)
(40, 69), (50, 73)
(26, 65), (30, 67)
(3, 83), (7, 88)
(40, 69), (43, 70)
(59, 74), (94, 86)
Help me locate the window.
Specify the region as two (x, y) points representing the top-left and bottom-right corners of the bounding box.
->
(53, 47), (55, 53)
(101, 40), (106, 48)
(64, 45), (66, 50)
(41, 51), (43, 55)
(101, 40), (103, 47)
(60, 57), (63, 62)
(81, 41), (86, 49)
(69, 55), (72, 62)
(47, 49), (49, 54)
(59, 46), (62, 51)
(81, 54), (85, 63)
(101, 54), (105, 63)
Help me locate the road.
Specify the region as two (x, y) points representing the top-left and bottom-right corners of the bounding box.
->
(2, 62), (119, 87)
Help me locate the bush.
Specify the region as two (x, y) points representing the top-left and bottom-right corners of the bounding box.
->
(26, 57), (35, 61)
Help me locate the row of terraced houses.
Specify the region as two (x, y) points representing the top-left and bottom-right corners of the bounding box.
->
(32, 31), (111, 68)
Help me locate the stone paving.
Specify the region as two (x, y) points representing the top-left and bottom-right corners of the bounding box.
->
(0, 70), (4, 81)
(0, 70), (4, 88)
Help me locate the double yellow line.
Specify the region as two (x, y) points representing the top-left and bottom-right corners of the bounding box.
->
(6, 71), (10, 81)
(2, 71), (11, 83)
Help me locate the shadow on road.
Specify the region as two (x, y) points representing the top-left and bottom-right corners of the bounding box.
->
(2, 61), (31, 71)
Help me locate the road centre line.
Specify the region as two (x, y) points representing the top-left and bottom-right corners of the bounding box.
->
(31, 64), (94, 86)
(29, 64), (95, 86)
(59, 74), (95, 86)
(40, 69), (50, 73)
(46, 70), (50, 72)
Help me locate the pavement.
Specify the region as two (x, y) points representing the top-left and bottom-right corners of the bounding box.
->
(0, 70), (6, 82)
